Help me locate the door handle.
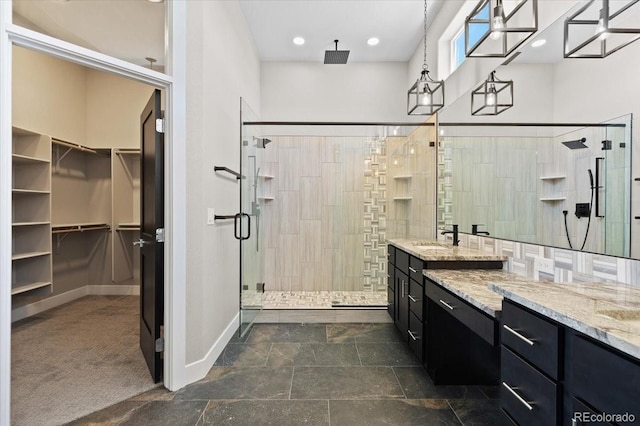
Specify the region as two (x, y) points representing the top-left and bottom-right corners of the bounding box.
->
(408, 295), (418, 303)
(233, 213), (252, 240)
(503, 325), (535, 346)
(439, 300), (455, 310)
(133, 238), (150, 247)
(502, 382), (533, 411)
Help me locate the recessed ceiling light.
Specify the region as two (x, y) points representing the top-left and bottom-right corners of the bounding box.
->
(293, 37), (305, 46)
(367, 37), (380, 46)
(531, 39), (547, 48)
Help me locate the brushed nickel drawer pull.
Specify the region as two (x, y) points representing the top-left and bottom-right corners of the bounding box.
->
(439, 300), (455, 310)
(408, 330), (419, 341)
(408, 295), (418, 303)
(503, 324), (535, 346)
(502, 382), (533, 411)
(409, 267), (418, 273)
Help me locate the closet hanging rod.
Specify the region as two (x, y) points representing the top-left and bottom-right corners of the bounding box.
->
(214, 215), (236, 220)
(51, 223), (111, 234)
(52, 138), (100, 155)
(214, 166), (245, 180)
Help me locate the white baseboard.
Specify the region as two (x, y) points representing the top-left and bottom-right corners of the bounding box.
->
(88, 285), (140, 296)
(11, 286), (88, 322)
(185, 313), (239, 385)
(12, 284), (140, 322)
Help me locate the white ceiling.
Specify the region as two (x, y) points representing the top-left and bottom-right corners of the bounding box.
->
(12, 0), (443, 67)
(238, 0), (443, 62)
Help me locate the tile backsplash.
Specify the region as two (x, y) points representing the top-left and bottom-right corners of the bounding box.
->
(444, 233), (640, 286)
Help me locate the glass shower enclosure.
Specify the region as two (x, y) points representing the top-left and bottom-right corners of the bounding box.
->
(239, 99), (266, 335)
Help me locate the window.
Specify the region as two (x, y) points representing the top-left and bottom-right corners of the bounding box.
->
(450, 2), (490, 72)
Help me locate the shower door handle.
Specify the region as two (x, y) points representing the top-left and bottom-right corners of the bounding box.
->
(595, 157), (605, 218)
(234, 213), (251, 240)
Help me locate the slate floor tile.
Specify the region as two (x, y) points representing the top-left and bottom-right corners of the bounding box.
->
(68, 400), (207, 426)
(197, 400), (329, 426)
(327, 323), (405, 343)
(357, 342), (422, 366)
(448, 398), (505, 426)
(216, 342), (271, 366)
(174, 367), (293, 400)
(329, 399), (461, 426)
(290, 366), (404, 399)
(247, 324), (327, 344)
(267, 343), (360, 366)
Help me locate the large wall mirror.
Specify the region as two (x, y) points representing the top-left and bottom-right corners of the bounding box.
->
(437, 0), (639, 258)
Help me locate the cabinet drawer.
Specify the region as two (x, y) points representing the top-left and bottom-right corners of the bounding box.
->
(569, 397), (614, 426)
(426, 279), (497, 345)
(408, 279), (424, 321)
(409, 256), (424, 283)
(502, 300), (560, 380)
(408, 311), (423, 361)
(387, 266), (395, 290)
(570, 334), (640, 421)
(501, 347), (559, 426)
(396, 249), (409, 274)
(388, 245), (396, 265)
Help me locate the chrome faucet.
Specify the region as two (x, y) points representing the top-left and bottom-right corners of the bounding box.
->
(472, 224), (490, 236)
(441, 224), (459, 246)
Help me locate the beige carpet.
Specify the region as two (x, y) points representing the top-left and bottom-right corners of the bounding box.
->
(11, 295), (158, 426)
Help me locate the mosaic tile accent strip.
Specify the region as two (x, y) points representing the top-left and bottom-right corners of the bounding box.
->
(364, 139), (387, 293)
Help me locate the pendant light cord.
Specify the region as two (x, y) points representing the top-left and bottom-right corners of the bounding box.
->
(422, 0), (428, 72)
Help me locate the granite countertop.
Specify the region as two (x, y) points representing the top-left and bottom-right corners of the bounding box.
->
(490, 281), (640, 361)
(424, 269), (536, 318)
(387, 238), (507, 262)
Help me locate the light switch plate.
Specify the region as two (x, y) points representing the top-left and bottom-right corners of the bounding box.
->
(207, 208), (215, 225)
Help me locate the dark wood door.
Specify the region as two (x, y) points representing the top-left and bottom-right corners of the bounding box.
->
(139, 89), (164, 382)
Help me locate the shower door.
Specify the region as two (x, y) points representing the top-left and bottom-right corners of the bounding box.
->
(239, 99), (265, 335)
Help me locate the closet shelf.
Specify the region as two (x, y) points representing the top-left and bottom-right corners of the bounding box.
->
(12, 251), (51, 261)
(12, 153), (50, 164)
(12, 221), (50, 227)
(117, 223), (140, 231)
(393, 175), (413, 179)
(52, 223), (111, 234)
(393, 197), (413, 201)
(540, 175), (566, 181)
(115, 149), (141, 155)
(540, 197), (566, 202)
(258, 174), (275, 179)
(52, 138), (110, 156)
(12, 189), (50, 195)
(12, 281), (52, 296)
(258, 196), (275, 201)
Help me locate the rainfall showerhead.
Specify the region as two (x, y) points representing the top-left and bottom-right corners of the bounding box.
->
(562, 137), (587, 149)
(324, 40), (350, 64)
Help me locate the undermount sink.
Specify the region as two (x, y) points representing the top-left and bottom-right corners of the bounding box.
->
(414, 245), (446, 250)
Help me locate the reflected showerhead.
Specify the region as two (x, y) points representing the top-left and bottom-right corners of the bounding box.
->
(324, 40), (350, 64)
(253, 137), (271, 148)
(561, 137), (587, 149)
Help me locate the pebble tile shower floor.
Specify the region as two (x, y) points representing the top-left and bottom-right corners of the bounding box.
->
(69, 323), (504, 425)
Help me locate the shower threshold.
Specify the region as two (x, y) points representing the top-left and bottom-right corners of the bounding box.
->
(243, 290), (388, 310)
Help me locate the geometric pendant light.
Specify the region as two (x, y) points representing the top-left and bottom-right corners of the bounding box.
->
(471, 71), (513, 115)
(465, 0), (539, 58)
(564, 0), (640, 58)
(408, 0), (445, 115)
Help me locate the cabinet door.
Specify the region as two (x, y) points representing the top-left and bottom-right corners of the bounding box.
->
(395, 269), (409, 338)
(387, 265), (395, 321)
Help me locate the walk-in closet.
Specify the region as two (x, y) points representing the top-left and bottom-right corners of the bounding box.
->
(10, 46), (158, 425)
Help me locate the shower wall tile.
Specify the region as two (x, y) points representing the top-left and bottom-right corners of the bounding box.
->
(321, 163), (344, 206)
(278, 234), (299, 278)
(300, 137), (323, 177)
(279, 148), (301, 191)
(322, 137), (343, 163)
(300, 220), (322, 263)
(278, 191), (299, 235)
(321, 205), (343, 249)
(300, 177), (322, 220)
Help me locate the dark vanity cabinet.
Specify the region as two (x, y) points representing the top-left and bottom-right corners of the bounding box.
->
(425, 278), (500, 385)
(499, 300), (640, 425)
(389, 247), (423, 361)
(387, 246), (395, 322)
